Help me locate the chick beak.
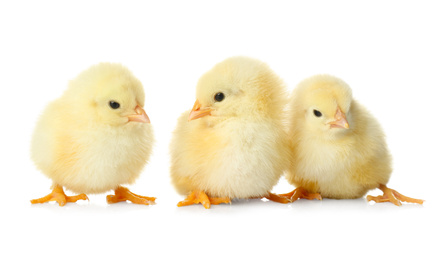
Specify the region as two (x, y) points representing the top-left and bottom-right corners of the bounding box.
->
(188, 99), (213, 121)
(329, 107), (349, 129)
(128, 105), (150, 123)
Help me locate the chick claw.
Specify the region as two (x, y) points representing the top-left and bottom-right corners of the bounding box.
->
(107, 186), (156, 205)
(177, 190), (231, 209)
(366, 184), (424, 206)
(30, 185), (89, 206)
(278, 187), (322, 202)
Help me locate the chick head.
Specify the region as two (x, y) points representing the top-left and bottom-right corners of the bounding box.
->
(64, 63), (150, 126)
(188, 56), (286, 124)
(294, 74), (352, 135)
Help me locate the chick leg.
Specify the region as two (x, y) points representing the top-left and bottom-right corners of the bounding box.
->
(107, 186), (156, 205)
(177, 190), (231, 209)
(366, 184), (424, 206)
(30, 185), (89, 206)
(278, 187), (322, 202)
(263, 192), (291, 204)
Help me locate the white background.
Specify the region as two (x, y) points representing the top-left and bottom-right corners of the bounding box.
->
(1, 1), (442, 259)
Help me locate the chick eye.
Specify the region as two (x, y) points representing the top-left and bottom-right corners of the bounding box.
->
(214, 92), (225, 102)
(109, 101), (120, 109)
(313, 109), (322, 117)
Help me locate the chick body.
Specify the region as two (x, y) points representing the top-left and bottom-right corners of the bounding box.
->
(31, 63), (154, 204)
(32, 106), (152, 194)
(171, 113), (287, 199)
(285, 75), (422, 205)
(170, 57), (289, 205)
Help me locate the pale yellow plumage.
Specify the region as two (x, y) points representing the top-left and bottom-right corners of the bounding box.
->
(284, 74), (423, 205)
(170, 56), (290, 208)
(31, 63), (155, 206)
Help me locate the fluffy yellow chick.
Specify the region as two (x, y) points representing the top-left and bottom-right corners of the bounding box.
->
(170, 56), (290, 209)
(30, 63), (155, 206)
(282, 74), (423, 206)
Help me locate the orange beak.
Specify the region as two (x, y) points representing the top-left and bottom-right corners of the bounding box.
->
(128, 105), (150, 123)
(188, 99), (213, 121)
(329, 107), (349, 129)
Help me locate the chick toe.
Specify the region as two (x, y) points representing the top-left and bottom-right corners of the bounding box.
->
(177, 190), (230, 209)
(367, 184), (424, 206)
(106, 186), (156, 205)
(279, 187), (322, 202)
(392, 190), (424, 204)
(263, 192), (292, 204)
(30, 185), (88, 207)
(208, 196), (231, 205)
(177, 190), (211, 209)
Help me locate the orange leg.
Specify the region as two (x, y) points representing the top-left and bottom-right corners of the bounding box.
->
(263, 192), (291, 204)
(278, 187), (322, 202)
(30, 185), (88, 206)
(107, 186), (156, 205)
(177, 190), (231, 209)
(367, 184), (424, 206)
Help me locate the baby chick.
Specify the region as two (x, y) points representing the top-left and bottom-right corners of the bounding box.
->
(170, 56), (290, 209)
(281, 74), (423, 206)
(31, 63), (155, 206)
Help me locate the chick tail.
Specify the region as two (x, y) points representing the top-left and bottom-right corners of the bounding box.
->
(278, 187), (322, 202)
(177, 190), (231, 209)
(30, 185), (89, 206)
(106, 186), (156, 205)
(366, 184), (424, 206)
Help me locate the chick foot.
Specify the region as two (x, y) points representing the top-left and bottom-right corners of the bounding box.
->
(263, 192), (291, 204)
(278, 187), (322, 202)
(107, 186), (156, 205)
(177, 190), (231, 209)
(30, 185), (89, 206)
(366, 184), (424, 206)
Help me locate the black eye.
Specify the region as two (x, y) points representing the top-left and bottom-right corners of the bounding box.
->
(313, 109), (322, 117)
(109, 101), (120, 109)
(214, 92), (225, 102)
